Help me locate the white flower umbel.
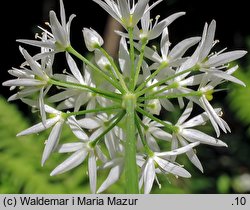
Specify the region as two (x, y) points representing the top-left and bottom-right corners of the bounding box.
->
(3, 0), (247, 194)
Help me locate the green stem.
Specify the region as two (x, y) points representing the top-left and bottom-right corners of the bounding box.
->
(136, 106), (178, 132)
(66, 45), (124, 93)
(135, 114), (153, 156)
(49, 78), (122, 102)
(89, 111), (125, 147)
(136, 68), (197, 97)
(124, 93), (139, 193)
(138, 90), (202, 101)
(133, 38), (148, 90)
(128, 27), (136, 91)
(99, 47), (129, 92)
(136, 61), (168, 92)
(148, 82), (178, 97)
(63, 105), (122, 118)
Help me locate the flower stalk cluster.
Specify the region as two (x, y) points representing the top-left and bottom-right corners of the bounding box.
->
(3, 0), (247, 194)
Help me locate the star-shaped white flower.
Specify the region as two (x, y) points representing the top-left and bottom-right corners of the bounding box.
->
(50, 116), (107, 193)
(3, 48), (52, 124)
(17, 0), (75, 53)
(139, 142), (199, 194)
(17, 104), (65, 166)
(171, 102), (228, 171)
(93, 0), (157, 29)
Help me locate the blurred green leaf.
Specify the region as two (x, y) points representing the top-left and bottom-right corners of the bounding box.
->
(217, 174), (231, 193)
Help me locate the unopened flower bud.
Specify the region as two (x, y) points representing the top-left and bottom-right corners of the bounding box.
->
(83, 28), (103, 52)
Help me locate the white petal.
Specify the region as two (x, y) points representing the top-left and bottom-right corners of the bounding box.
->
(154, 156), (191, 178)
(170, 134), (179, 162)
(205, 50), (247, 67)
(97, 164), (123, 193)
(169, 37), (200, 59)
(201, 97), (227, 136)
(143, 158), (155, 194)
(151, 128), (172, 141)
(95, 145), (108, 163)
(89, 128), (103, 141)
(181, 128), (228, 147)
(48, 89), (77, 103)
(49, 11), (68, 47)
(146, 133), (160, 151)
(160, 99), (175, 112)
(66, 53), (84, 83)
(160, 27), (170, 59)
(210, 70), (245, 86)
(119, 37), (131, 76)
(17, 117), (58, 136)
(74, 93), (89, 112)
(92, 0), (121, 25)
(132, 0), (150, 26)
(105, 131), (117, 159)
(17, 39), (55, 50)
(42, 121), (64, 165)
(177, 101), (193, 125)
(50, 149), (88, 176)
(178, 136), (203, 172)
(2, 79), (45, 87)
(57, 142), (84, 153)
(39, 88), (46, 125)
(22, 49), (46, 80)
(199, 20), (216, 61)
(155, 141), (200, 157)
(148, 12), (185, 40)
(67, 116), (89, 141)
(78, 117), (101, 129)
(88, 151), (97, 193)
(59, 0), (66, 28)
(141, 44), (162, 63)
(44, 104), (61, 114)
(117, 0), (130, 24)
(182, 111), (209, 128)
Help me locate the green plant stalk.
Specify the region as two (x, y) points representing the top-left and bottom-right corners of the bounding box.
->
(49, 78), (121, 101)
(66, 45), (124, 93)
(133, 38), (148, 90)
(128, 27), (136, 91)
(89, 111), (125, 147)
(135, 114), (153, 156)
(136, 106), (178, 132)
(99, 47), (129, 92)
(136, 67), (197, 97)
(139, 90), (202, 101)
(64, 105), (122, 118)
(124, 94), (139, 193)
(136, 62), (168, 92)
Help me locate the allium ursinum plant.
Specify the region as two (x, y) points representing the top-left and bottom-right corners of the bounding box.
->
(3, 0), (247, 194)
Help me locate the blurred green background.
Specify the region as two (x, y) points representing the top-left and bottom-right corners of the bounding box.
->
(0, 0), (250, 193)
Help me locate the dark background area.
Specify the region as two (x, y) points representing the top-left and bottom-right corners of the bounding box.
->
(0, 0), (249, 193)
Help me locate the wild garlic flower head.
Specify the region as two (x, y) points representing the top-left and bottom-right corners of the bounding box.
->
(3, 0), (247, 194)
